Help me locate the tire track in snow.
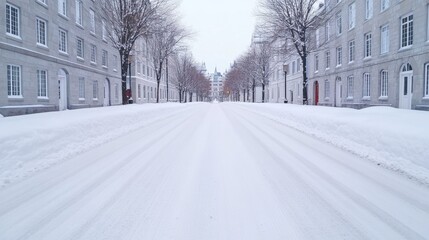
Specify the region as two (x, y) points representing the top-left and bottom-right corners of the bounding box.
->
(227, 104), (429, 240)
(0, 107), (197, 240)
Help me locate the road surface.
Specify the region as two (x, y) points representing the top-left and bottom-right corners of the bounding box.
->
(1, 103), (428, 239)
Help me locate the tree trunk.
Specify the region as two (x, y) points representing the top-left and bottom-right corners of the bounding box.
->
(189, 92), (193, 102)
(179, 88), (182, 103)
(243, 89), (246, 102)
(166, 58), (169, 102)
(120, 52), (130, 105)
(252, 79), (256, 103)
(302, 47), (308, 105)
(156, 78), (160, 103)
(262, 83), (265, 103)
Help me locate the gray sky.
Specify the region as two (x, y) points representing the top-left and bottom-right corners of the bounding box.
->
(179, 0), (259, 74)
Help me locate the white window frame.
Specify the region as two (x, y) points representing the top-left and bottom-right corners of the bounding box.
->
(93, 80), (98, 100)
(325, 51), (330, 69)
(58, 28), (68, 53)
(364, 33), (372, 58)
(37, 0), (47, 5)
(314, 54), (319, 73)
(349, 40), (355, 63)
(138, 84), (141, 99)
(7, 64), (22, 98)
(36, 18), (47, 46)
(58, 0), (67, 16)
(425, 63), (429, 97)
(363, 73), (371, 99)
(90, 44), (97, 64)
(336, 12), (342, 36)
(401, 14), (413, 48)
(89, 9), (95, 34)
(113, 55), (118, 72)
(347, 75), (354, 99)
(381, 0), (390, 12)
(325, 20), (330, 41)
(336, 47), (342, 66)
(79, 77), (85, 100)
(348, 2), (356, 30)
(380, 25), (389, 54)
(76, 37), (84, 59)
(102, 50), (108, 67)
(75, 0), (83, 26)
(324, 80), (330, 100)
(37, 70), (48, 98)
(102, 20), (107, 41)
(365, 0), (373, 20)
(6, 3), (20, 38)
(380, 70), (388, 98)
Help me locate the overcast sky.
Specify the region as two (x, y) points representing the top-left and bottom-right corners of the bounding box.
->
(179, 0), (259, 74)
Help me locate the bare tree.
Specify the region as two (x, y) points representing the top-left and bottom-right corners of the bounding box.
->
(96, 0), (168, 105)
(148, 12), (189, 103)
(259, 0), (322, 105)
(237, 51), (258, 102)
(252, 39), (274, 103)
(172, 52), (194, 103)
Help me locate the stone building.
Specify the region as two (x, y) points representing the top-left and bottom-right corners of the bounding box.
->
(0, 0), (122, 116)
(307, 0), (429, 110)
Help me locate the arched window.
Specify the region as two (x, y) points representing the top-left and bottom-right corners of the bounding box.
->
(402, 63), (412, 72)
(380, 70), (388, 98)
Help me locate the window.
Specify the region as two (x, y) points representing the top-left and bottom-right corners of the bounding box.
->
(93, 81), (98, 100)
(102, 50), (108, 67)
(380, 25), (389, 54)
(90, 44), (97, 63)
(79, 77), (85, 99)
(137, 61), (141, 74)
(36, 18), (47, 46)
(381, 0), (390, 12)
(324, 80), (330, 99)
(401, 14), (413, 48)
(113, 55), (118, 71)
(316, 28), (320, 47)
(143, 86), (146, 98)
(425, 63), (429, 97)
(138, 84), (141, 98)
(336, 12), (342, 35)
(365, 0), (373, 20)
(36, 70), (48, 98)
(58, 29), (67, 53)
(349, 40), (355, 62)
(363, 73), (371, 98)
(89, 9), (95, 34)
(6, 3), (20, 37)
(115, 84), (119, 100)
(336, 47), (342, 66)
(314, 54), (319, 72)
(75, 0), (82, 26)
(7, 65), (22, 97)
(348, 2), (356, 30)
(347, 75), (354, 98)
(364, 33), (372, 58)
(325, 20), (330, 41)
(325, 51), (330, 69)
(102, 20), (107, 41)
(380, 70), (388, 98)
(76, 37), (84, 58)
(58, 0), (67, 16)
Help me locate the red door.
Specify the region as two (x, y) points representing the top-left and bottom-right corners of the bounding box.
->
(314, 81), (319, 105)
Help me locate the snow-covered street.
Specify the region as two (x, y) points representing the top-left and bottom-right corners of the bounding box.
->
(1, 103), (429, 239)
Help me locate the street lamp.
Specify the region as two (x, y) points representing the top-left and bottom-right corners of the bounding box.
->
(283, 64), (289, 103)
(128, 54), (134, 104)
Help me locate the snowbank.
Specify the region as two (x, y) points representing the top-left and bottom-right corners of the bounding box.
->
(237, 103), (429, 185)
(0, 104), (190, 187)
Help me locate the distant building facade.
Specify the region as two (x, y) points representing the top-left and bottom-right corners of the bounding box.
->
(0, 0), (123, 116)
(210, 68), (223, 100)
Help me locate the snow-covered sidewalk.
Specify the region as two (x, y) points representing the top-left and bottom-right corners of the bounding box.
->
(235, 103), (429, 185)
(0, 103), (191, 187)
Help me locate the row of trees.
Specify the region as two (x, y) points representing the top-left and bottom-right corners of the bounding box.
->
(97, 0), (209, 104)
(224, 0), (322, 104)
